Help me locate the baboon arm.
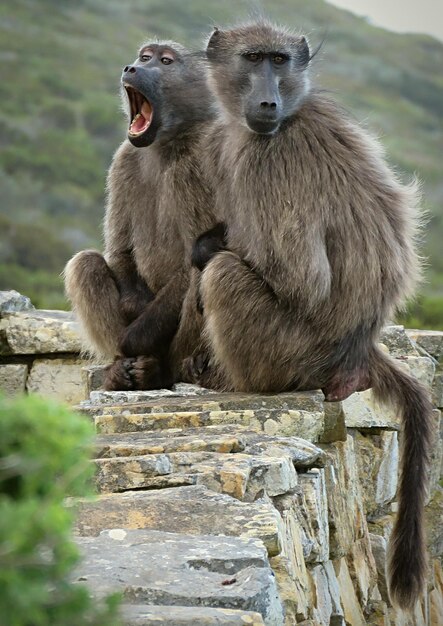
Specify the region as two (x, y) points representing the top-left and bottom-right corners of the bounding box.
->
(257, 220), (332, 311)
(119, 267), (189, 358)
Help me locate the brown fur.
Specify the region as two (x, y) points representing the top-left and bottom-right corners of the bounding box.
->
(193, 21), (432, 610)
(64, 42), (214, 388)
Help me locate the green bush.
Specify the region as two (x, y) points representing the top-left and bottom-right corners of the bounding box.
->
(0, 394), (121, 626)
(397, 294), (443, 331)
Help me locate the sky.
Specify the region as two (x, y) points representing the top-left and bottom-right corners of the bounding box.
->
(326, 0), (443, 42)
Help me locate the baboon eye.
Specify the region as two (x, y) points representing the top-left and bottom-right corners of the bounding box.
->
(161, 57), (174, 65)
(245, 52), (262, 63)
(140, 54), (152, 62)
(273, 55), (288, 65)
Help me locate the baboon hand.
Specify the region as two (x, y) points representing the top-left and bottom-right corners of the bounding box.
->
(192, 222), (227, 271)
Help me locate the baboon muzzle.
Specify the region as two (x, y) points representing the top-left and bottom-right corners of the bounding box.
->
(121, 65), (162, 147)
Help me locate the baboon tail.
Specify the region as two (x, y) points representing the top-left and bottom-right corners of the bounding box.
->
(369, 345), (432, 611)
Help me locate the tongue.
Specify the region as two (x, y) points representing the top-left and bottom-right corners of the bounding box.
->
(131, 100), (153, 134)
(132, 113), (148, 133)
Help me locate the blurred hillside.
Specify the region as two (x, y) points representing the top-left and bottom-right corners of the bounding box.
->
(0, 0), (442, 325)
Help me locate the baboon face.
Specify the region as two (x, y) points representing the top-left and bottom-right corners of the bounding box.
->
(206, 23), (310, 135)
(122, 41), (211, 147)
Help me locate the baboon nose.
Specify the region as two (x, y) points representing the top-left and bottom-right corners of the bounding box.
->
(260, 101), (277, 109)
(123, 66), (137, 74)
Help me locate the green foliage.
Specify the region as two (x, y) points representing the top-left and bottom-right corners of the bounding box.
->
(0, 394), (121, 626)
(397, 295), (443, 331)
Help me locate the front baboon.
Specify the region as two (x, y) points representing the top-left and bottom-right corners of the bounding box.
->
(192, 22), (432, 610)
(64, 41), (213, 389)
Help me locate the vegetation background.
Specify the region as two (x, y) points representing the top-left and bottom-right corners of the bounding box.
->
(0, 0), (442, 327)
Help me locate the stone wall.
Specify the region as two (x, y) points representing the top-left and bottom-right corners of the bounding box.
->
(1, 290), (442, 625)
(0, 290), (88, 404)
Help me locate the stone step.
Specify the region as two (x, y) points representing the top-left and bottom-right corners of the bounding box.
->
(94, 450), (298, 500)
(71, 484), (281, 556)
(120, 604), (265, 625)
(73, 529), (284, 626)
(94, 425), (327, 468)
(93, 408), (324, 441)
(79, 389), (323, 417)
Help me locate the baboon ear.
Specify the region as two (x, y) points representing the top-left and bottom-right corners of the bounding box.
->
(297, 36), (310, 68)
(206, 27), (224, 60)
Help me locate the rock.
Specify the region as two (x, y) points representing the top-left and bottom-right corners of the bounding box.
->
(0, 363), (28, 395)
(379, 325), (419, 357)
(309, 561), (344, 626)
(298, 470), (329, 563)
(320, 402), (347, 444)
(407, 329), (443, 362)
(71, 485), (282, 556)
(333, 558), (366, 626)
(82, 389), (325, 444)
(121, 604), (266, 625)
(323, 437), (367, 558)
(94, 450), (297, 501)
(81, 389), (324, 416)
(430, 560), (443, 626)
(345, 536), (378, 609)
(398, 355), (435, 388)
(369, 534), (389, 602)
(269, 555), (305, 625)
(26, 357), (88, 404)
(425, 486), (443, 559)
(337, 390), (400, 430)
(0, 290), (34, 316)
(429, 410), (443, 498)
(73, 529), (284, 626)
(94, 426), (326, 469)
(82, 364), (108, 395)
(0, 309), (81, 355)
(431, 368), (443, 407)
(353, 431), (399, 515)
(273, 501), (311, 621)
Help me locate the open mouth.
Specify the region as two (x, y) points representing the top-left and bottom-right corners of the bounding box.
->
(124, 85), (154, 137)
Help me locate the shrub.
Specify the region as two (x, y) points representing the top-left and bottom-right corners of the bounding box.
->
(0, 394), (121, 626)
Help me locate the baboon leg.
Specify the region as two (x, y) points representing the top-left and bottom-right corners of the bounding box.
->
(200, 251), (315, 392)
(103, 356), (166, 391)
(64, 250), (126, 359)
(168, 270), (205, 383)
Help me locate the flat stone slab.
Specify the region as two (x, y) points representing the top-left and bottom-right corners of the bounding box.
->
(94, 425), (326, 469)
(93, 407), (325, 442)
(80, 390), (324, 416)
(94, 450), (297, 501)
(0, 363), (28, 395)
(71, 485), (281, 556)
(26, 357), (88, 404)
(73, 529), (284, 625)
(407, 329), (443, 362)
(0, 309), (81, 355)
(85, 391), (325, 443)
(121, 604), (265, 625)
(379, 325), (419, 357)
(0, 290), (34, 316)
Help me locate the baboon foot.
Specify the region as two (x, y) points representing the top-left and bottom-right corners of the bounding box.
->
(103, 357), (137, 391)
(322, 366), (371, 402)
(182, 352), (211, 385)
(103, 356), (168, 391)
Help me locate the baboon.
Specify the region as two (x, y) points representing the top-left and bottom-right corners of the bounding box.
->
(64, 41), (213, 390)
(191, 22), (432, 610)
